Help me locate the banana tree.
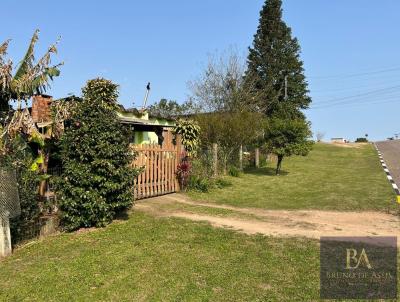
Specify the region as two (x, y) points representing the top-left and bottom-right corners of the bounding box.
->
(0, 29), (62, 112)
(0, 30), (62, 198)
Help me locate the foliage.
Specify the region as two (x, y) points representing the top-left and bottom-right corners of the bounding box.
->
(188, 50), (249, 112)
(228, 166), (241, 177)
(0, 135), (41, 243)
(0, 30), (62, 111)
(188, 51), (264, 172)
(244, 0), (311, 119)
(194, 111), (264, 173)
(148, 98), (195, 119)
(187, 175), (212, 192)
(173, 119), (201, 157)
(355, 137), (368, 143)
(176, 160), (191, 190)
(57, 78), (139, 231)
(264, 118), (313, 174)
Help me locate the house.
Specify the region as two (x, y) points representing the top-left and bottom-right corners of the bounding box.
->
(30, 95), (177, 148)
(331, 137), (346, 143)
(117, 106), (176, 147)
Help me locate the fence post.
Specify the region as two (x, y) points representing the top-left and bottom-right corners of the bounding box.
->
(239, 145), (243, 170)
(0, 216), (11, 257)
(255, 148), (260, 168)
(212, 143), (218, 177)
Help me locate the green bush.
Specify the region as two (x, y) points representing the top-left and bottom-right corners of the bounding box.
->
(187, 175), (212, 192)
(228, 166), (241, 177)
(355, 137), (368, 143)
(57, 78), (140, 231)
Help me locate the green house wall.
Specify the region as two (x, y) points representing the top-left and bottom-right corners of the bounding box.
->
(117, 110), (175, 145)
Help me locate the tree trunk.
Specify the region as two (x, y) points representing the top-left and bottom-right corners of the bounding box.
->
(276, 155), (283, 175)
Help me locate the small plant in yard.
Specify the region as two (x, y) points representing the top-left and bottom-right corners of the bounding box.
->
(57, 78), (140, 231)
(228, 166), (241, 177)
(187, 175), (212, 192)
(173, 119), (200, 157)
(176, 160), (191, 190)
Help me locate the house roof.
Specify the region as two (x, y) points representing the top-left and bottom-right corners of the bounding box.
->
(118, 116), (174, 127)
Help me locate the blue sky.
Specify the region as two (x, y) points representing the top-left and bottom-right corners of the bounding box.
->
(2, 0), (400, 141)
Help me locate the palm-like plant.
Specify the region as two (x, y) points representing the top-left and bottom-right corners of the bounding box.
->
(0, 29), (62, 112)
(0, 31), (63, 199)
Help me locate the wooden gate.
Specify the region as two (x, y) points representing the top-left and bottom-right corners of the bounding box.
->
(131, 144), (181, 200)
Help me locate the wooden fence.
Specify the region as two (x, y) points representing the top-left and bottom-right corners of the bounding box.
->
(131, 144), (181, 200)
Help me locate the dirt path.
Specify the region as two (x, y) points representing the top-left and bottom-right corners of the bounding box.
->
(135, 194), (400, 239)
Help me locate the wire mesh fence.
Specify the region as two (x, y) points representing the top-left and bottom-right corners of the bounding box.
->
(0, 168), (20, 219)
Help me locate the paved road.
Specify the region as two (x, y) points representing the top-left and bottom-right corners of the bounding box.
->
(375, 140), (400, 187)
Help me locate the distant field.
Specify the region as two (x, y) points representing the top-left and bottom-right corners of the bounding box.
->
(189, 143), (397, 212)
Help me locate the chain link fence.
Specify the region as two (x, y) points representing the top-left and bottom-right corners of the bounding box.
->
(0, 168), (20, 220)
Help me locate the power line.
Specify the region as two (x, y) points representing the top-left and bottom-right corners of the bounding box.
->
(310, 77), (400, 94)
(312, 84), (400, 106)
(308, 66), (400, 80)
(310, 94), (400, 109)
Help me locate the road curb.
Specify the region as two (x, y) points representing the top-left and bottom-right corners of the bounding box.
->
(374, 144), (400, 203)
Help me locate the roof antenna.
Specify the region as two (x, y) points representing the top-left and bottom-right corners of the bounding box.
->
(142, 82), (151, 110)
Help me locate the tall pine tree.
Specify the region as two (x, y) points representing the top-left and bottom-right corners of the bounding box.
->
(244, 0), (311, 119)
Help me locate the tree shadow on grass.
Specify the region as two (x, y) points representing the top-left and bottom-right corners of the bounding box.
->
(114, 209), (130, 221)
(243, 166), (289, 176)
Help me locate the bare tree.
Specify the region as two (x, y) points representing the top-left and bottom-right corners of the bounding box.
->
(316, 131), (325, 142)
(188, 49), (251, 113)
(188, 49), (264, 172)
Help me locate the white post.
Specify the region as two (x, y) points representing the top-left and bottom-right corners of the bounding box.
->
(212, 143), (218, 177)
(255, 148), (260, 168)
(0, 215), (11, 257)
(239, 145), (243, 171)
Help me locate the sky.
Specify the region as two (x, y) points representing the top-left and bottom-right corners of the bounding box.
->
(2, 0), (400, 141)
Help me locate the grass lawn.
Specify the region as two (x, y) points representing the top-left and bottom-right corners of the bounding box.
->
(1, 143), (398, 301)
(189, 143), (397, 212)
(0, 212), (320, 302)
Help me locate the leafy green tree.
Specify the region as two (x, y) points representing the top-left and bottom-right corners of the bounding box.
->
(58, 78), (139, 230)
(148, 99), (195, 119)
(264, 118), (313, 175)
(244, 0), (311, 119)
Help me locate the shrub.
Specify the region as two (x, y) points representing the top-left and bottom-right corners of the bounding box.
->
(228, 166), (241, 177)
(173, 119), (201, 157)
(187, 175), (212, 192)
(176, 160), (191, 190)
(355, 137), (368, 143)
(57, 78), (140, 231)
